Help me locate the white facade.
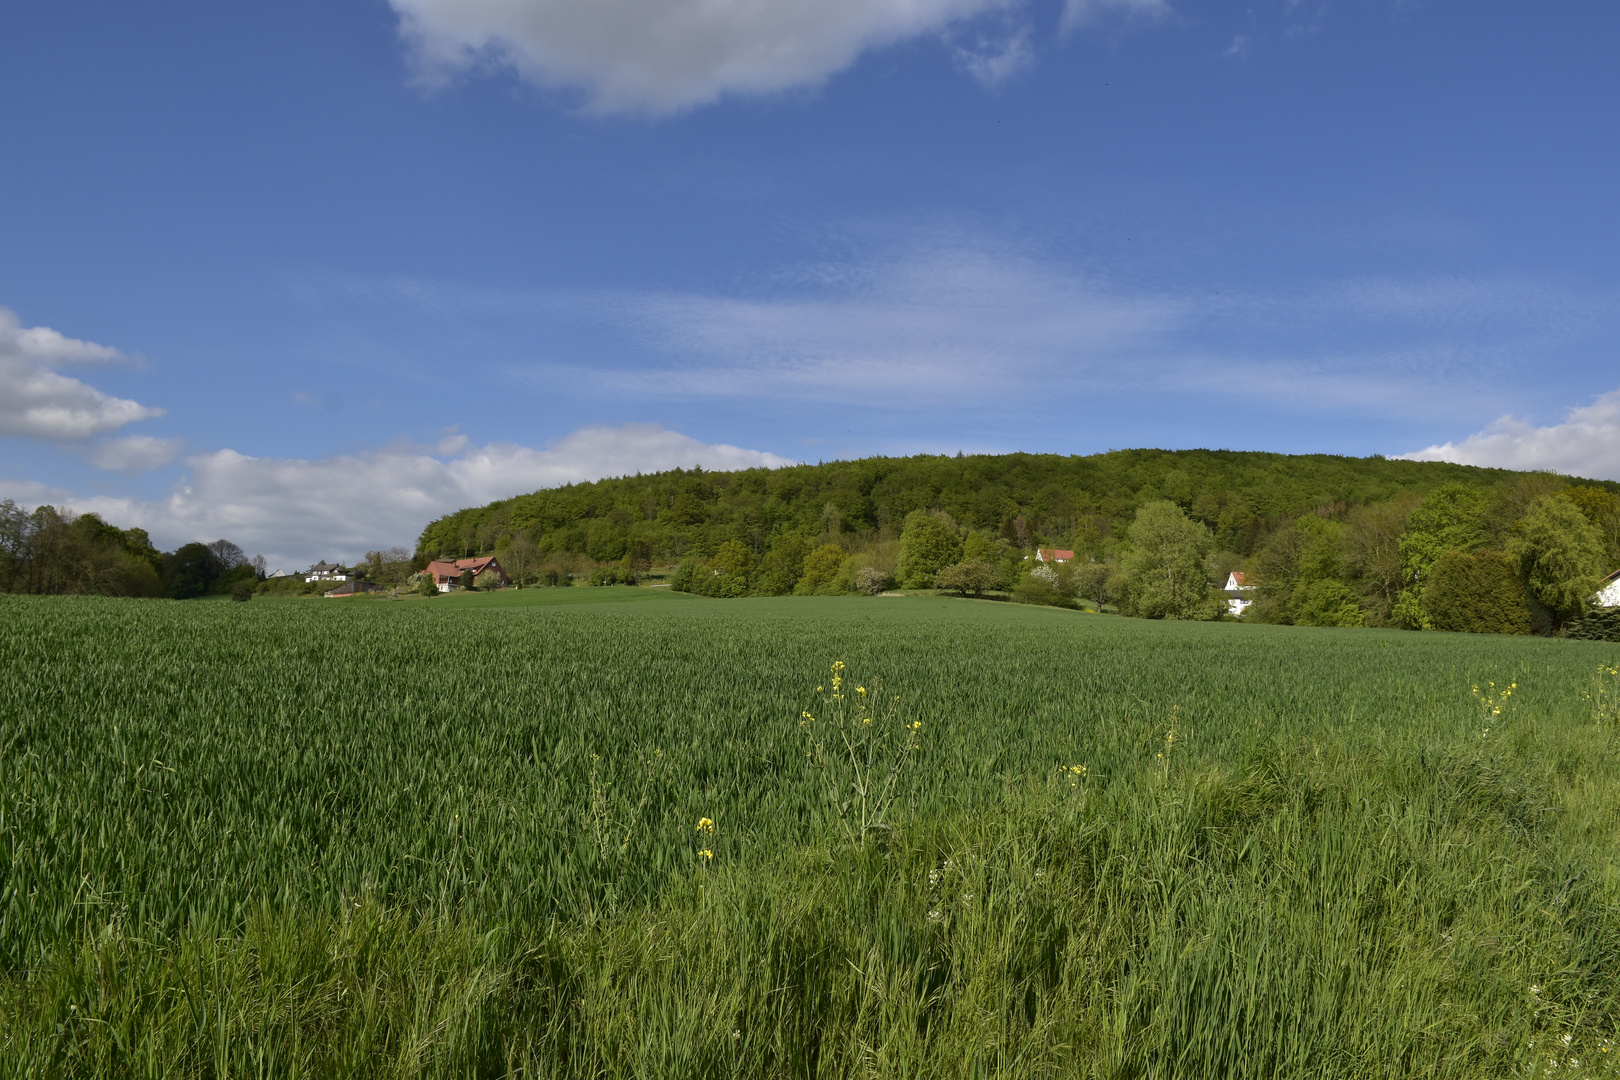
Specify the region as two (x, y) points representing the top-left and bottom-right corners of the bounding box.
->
(1596, 570), (1620, 608)
(1224, 571), (1255, 617)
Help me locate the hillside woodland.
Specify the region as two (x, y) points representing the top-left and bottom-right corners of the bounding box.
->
(414, 449), (1620, 634)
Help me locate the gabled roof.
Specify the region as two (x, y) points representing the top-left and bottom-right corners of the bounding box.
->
(1036, 548), (1075, 561)
(1228, 571), (1250, 587)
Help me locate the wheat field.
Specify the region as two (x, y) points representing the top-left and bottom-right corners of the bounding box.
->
(3, 589), (1619, 1077)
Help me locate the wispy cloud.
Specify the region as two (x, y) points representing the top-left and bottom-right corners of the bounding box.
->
(1398, 390), (1620, 482)
(300, 238), (1620, 432)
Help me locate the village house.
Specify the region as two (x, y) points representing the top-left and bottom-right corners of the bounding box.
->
(1596, 569), (1620, 609)
(424, 555), (510, 592)
(1224, 571), (1255, 617)
(306, 562), (351, 582)
(1034, 548), (1074, 563)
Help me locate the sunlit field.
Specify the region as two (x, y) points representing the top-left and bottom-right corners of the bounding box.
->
(3, 590), (1619, 1077)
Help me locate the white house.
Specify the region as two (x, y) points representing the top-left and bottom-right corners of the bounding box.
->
(1224, 571), (1255, 617)
(1596, 569), (1620, 608)
(307, 562), (351, 582)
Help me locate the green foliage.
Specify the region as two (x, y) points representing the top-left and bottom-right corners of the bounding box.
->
(165, 542), (222, 600)
(414, 573), (439, 597)
(962, 530), (1000, 563)
(1009, 565), (1077, 608)
(897, 511), (962, 589)
(5, 593), (1620, 1075)
(1400, 484), (1491, 577)
(230, 580), (254, 603)
(1509, 495), (1609, 625)
(0, 501), (165, 597)
(793, 543), (847, 595)
(933, 559), (1004, 597)
(1291, 578), (1366, 627)
(752, 534), (809, 596)
(1564, 609), (1620, 642)
(413, 450), (1567, 570)
(1119, 501), (1221, 620)
(1422, 550), (1531, 635)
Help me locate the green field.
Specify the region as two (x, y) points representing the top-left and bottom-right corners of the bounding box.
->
(3, 590), (1619, 1077)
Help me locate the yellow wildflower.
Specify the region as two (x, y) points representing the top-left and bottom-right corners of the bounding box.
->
(698, 849), (713, 861)
(696, 817), (714, 834)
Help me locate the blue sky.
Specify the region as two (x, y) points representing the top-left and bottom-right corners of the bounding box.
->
(2, 0), (1618, 567)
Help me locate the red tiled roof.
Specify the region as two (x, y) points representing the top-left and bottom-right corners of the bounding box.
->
(1037, 548), (1075, 561)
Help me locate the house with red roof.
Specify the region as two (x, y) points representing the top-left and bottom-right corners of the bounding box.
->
(1035, 548), (1074, 563)
(1224, 571), (1255, 616)
(424, 555), (509, 592)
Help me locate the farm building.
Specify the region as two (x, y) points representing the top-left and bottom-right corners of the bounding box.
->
(307, 562), (351, 582)
(424, 555), (509, 592)
(1034, 548), (1074, 563)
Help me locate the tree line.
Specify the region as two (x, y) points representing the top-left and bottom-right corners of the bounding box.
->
(415, 449), (1620, 632)
(0, 500), (265, 601)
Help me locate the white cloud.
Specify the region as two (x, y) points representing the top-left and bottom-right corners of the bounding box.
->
(1061, 0), (1172, 32)
(954, 25), (1035, 86)
(88, 435), (185, 473)
(388, 0), (1022, 113)
(1398, 390), (1620, 482)
(2, 423), (792, 571)
(0, 308), (164, 441)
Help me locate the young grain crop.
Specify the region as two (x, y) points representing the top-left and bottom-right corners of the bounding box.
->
(2, 592), (1619, 1076)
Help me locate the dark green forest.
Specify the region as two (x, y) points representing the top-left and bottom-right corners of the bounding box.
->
(415, 449), (1620, 633)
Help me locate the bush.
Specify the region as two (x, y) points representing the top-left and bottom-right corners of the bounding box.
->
(853, 567), (893, 595)
(1422, 550), (1531, 635)
(935, 560), (1004, 597)
(1293, 579), (1366, 627)
(230, 580), (254, 603)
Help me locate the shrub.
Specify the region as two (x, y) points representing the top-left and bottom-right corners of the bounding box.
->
(853, 566), (893, 595)
(934, 560), (1004, 597)
(230, 580), (254, 603)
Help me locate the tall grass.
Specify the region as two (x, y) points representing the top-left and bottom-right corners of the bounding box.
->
(2, 592), (1619, 1076)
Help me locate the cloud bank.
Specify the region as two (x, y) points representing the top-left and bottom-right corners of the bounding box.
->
(2, 423), (793, 571)
(0, 308), (164, 442)
(389, 0), (1168, 113)
(1398, 390), (1620, 482)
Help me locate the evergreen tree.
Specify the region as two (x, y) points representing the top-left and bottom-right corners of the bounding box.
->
(1422, 550), (1531, 634)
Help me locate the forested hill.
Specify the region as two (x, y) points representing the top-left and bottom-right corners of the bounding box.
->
(413, 448), (1615, 565)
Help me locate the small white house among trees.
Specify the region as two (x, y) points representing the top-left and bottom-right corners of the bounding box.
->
(1224, 571), (1255, 617)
